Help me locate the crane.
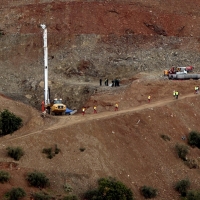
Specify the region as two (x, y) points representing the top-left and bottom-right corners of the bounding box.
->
(40, 24), (67, 115)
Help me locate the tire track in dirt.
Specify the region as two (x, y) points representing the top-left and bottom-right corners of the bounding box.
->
(1, 92), (199, 142)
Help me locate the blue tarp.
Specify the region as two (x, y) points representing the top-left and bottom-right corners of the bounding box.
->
(65, 108), (73, 114)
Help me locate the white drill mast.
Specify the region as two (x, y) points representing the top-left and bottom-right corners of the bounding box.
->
(41, 24), (50, 106)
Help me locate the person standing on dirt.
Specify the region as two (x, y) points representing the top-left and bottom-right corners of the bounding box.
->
(105, 79), (107, 86)
(148, 95), (151, 103)
(175, 91), (179, 99)
(41, 100), (45, 112)
(115, 103), (119, 111)
(99, 79), (102, 86)
(173, 90), (176, 98)
(195, 86), (198, 94)
(82, 107), (86, 116)
(93, 106), (97, 114)
(106, 79), (109, 86)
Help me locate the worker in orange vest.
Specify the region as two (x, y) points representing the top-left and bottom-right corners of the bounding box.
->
(93, 106), (97, 114)
(82, 107), (85, 116)
(148, 95), (151, 103)
(115, 103), (119, 111)
(41, 100), (45, 112)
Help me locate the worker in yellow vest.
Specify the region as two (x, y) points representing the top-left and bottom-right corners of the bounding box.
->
(173, 90), (176, 98)
(82, 107), (85, 116)
(148, 95), (151, 103)
(93, 106), (97, 114)
(115, 103), (119, 111)
(175, 91), (179, 99)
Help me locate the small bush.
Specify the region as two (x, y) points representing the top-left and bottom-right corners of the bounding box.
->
(42, 144), (60, 159)
(185, 159), (199, 169)
(79, 147), (85, 152)
(175, 143), (189, 161)
(32, 192), (52, 200)
(0, 170), (10, 183)
(84, 177), (134, 200)
(140, 185), (157, 199)
(5, 187), (26, 200)
(175, 179), (190, 197)
(42, 148), (54, 159)
(188, 131), (200, 149)
(63, 183), (73, 193)
(63, 195), (78, 200)
(160, 134), (170, 141)
(6, 146), (24, 161)
(186, 190), (200, 200)
(0, 109), (22, 135)
(26, 171), (50, 188)
(55, 144), (60, 154)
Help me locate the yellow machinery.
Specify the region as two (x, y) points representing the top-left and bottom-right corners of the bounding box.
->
(47, 98), (66, 115)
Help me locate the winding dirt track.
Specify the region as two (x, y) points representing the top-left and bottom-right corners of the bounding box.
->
(2, 92), (198, 142)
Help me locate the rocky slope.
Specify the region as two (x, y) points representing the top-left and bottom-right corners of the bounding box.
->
(1, 0), (200, 110)
(0, 76), (200, 200)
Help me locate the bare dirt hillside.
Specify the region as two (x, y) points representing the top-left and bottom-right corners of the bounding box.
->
(1, 0), (200, 110)
(0, 73), (200, 200)
(1, 1), (200, 199)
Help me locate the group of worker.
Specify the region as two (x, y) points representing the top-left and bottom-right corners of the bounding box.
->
(82, 103), (119, 116)
(173, 90), (179, 99)
(99, 78), (120, 87)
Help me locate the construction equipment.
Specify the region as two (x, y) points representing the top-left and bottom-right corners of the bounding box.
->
(41, 24), (66, 115)
(164, 66), (194, 76)
(168, 73), (200, 80)
(48, 98), (66, 115)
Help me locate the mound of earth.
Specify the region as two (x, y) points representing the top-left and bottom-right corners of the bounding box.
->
(0, 73), (200, 199)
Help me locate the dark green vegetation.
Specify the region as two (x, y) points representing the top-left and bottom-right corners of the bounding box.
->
(6, 146), (24, 161)
(26, 171), (50, 188)
(84, 177), (134, 200)
(175, 179), (190, 197)
(32, 192), (52, 200)
(42, 144), (60, 159)
(186, 190), (200, 200)
(140, 185), (158, 199)
(188, 131), (200, 149)
(160, 134), (171, 141)
(0, 109), (22, 136)
(63, 195), (78, 200)
(175, 143), (189, 161)
(4, 187), (26, 200)
(0, 170), (10, 183)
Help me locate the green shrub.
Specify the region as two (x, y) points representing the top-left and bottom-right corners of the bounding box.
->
(0, 170), (10, 183)
(26, 171), (50, 188)
(140, 185), (157, 199)
(185, 159), (199, 169)
(63, 183), (73, 193)
(42, 144), (60, 159)
(6, 146), (24, 161)
(79, 147), (85, 152)
(55, 144), (60, 154)
(175, 179), (190, 197)
(0, 109), (22, 135)
(5, 187), (26, 200)
(160, 134), (170, 141)
(32, 192), (52, 200)
(42, 148), (54, 159)
(84, 177), (134, 200)
(63, 195), (78, 200)
(175, 143), (189, 161)
(186, 190), (200, 200)
(188, 131), (200, 149)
